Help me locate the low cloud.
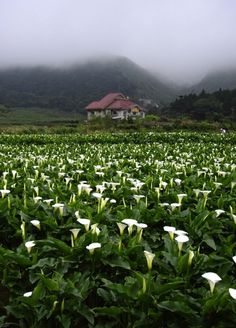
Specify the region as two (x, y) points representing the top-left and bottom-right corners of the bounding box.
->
(1, 0), (236, 84)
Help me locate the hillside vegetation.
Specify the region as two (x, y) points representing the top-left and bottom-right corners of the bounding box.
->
(191, 69), (236, 93)
(164, 89), (236, 122)
(0, 57), (174, 115)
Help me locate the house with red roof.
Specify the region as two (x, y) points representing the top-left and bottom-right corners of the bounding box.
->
(85, 93), (145, 120)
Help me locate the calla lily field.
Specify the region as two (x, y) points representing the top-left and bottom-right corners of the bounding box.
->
(0, 132), (236, 327)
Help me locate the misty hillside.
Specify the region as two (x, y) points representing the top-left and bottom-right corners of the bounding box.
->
(190, 69), (236, 93)
(164, 88), (236, 121)
(0, 57), (175, 114)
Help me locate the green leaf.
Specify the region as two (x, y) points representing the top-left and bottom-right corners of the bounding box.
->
(0, 247), (31, 267)
(158, 300), (197, 315)
(203, 236), (217, 250)
(102, 257), (131, 270)
(40, 237), (72, 255)
(93, 306), (124, 316)
(41, 277), (60, 291)
(97, 288), (117, 302)
(57, 314), (72, 328)
(30, 257), (57, 270)
(156, 280), (185, 296)
(78, 305), (95, 325)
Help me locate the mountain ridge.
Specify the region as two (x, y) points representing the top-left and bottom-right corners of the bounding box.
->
(0, 56), (175, 114)
(189, 68), (236, 93)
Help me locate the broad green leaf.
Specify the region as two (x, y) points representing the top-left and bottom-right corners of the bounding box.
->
(102, 257), (131, 270)
(203, 236), (217, 250)
(41, 277), (60, 291)
(93, 306), (124, 316)
(158, 300), (197, 315)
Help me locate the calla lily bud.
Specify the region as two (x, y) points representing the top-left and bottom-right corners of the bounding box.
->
(21, 221), (26, 240)
(188, 250), (194, 266)
(144, 250), (155, 271)
(117, 222), (127, 236)
(91, 224), (100, 236)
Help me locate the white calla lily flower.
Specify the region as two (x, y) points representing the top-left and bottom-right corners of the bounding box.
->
(135, 223), (147, 241)
(30, 219), (41, 230)
(122, 219), (138, 235)
(229, 288), (236, 300)
(135, 223), (147, 229)
(52, 203), (64, 208)
(177, 194), (187, 204)
(202, 272), (222, 293)
(122, 219), (137, 226)
(133, 195), (145, 203)
(33, 196), (42, 203)
(164, 226), (176, 240)
(23, 291), (33, 297)
(43, 199), (54, 205)
(175, 234), (189, 252)
(174, 230), (188, 236)
(70, 228), (80, 247)
(52, 203), (64, 216)
(215, 209), (225, 217)
(77, 218), (90, 232)
(70, 228), (80, 240)
(170, 203), (181, 211)
(25, 240), (36, 253)
(0, 189), (10, 198)
(86, 242), (101, 254)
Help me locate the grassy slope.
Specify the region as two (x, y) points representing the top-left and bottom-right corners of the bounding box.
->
(0, 107), (81, 125)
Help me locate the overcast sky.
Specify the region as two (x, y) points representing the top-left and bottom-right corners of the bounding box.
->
(1, 0), (236, 84)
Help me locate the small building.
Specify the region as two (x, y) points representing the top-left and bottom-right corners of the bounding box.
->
(85, 93), (145, 120)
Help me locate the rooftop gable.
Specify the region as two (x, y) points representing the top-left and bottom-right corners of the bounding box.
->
(85, 101), (100, 110)
(107, 99), (139, 110)
(86, 93), (125, 111)
(97, 93), (125, 109)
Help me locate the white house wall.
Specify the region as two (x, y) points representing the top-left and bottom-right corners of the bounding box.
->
(88, 109), (145, 120)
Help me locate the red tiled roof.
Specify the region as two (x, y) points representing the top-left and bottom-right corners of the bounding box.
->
(85, 101), (100, 110)
(85, 92), (143, 112)
(98, 93), (125, 109)
(85, 93), (125, 110)
(107, 99), (138, 110)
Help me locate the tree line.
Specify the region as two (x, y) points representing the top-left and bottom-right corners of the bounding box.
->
(163, 89), (236, 121)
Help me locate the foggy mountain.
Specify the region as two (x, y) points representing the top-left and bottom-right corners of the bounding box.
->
(0, 57), (176, 114)
(189, 68), (236, 93)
